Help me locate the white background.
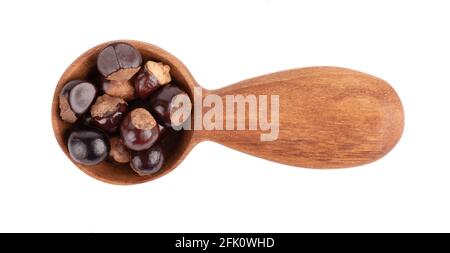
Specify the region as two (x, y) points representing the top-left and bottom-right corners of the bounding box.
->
(0, 0), (449, 232)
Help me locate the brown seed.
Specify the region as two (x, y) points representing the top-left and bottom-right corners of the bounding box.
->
(120, 108), (160, 151)
(59, 80), (97, 123)
(90, 94), (128, 133)
(134, 61), (171, 99)
(101, 78), (136, 101)
(109, 137), (130, 164)
(148, 84), (192, 128)
(97, 42), (142, 82)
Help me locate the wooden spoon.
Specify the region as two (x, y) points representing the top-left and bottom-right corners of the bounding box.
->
(51, 40), (404, 185)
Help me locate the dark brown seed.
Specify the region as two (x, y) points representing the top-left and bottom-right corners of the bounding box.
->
(120, 108), (159, 151)
(97, 42), (142, 82)
(68, 127), (110, 165)
(134, 61), (171, 99)
(59, 80), (97, 123)
(90, 94), (128, 133)
(130, 144), (164, 175)
(148, 84), (192, 128)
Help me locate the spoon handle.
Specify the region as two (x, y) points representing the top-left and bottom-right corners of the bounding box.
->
(192, 67), (403, 168)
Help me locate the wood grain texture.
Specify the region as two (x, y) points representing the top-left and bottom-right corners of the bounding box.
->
(195, 67), (404, 168)
(52, 40), (404, 184)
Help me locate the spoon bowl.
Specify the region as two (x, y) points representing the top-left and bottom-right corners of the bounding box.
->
(52, 40), (197, 184)
(52, 40), (404, 185)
